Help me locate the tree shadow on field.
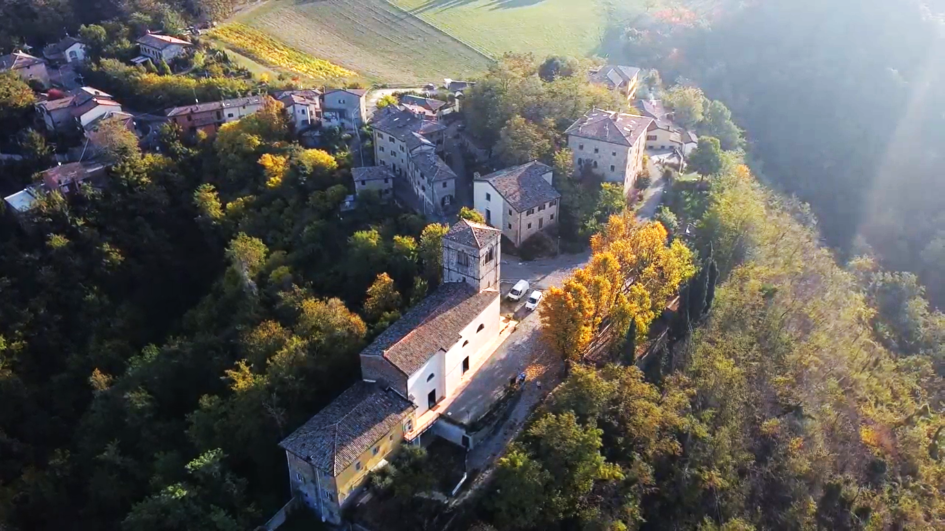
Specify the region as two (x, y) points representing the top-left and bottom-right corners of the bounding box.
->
(487, 0), (545, 10)
(406, 0), (483, 16)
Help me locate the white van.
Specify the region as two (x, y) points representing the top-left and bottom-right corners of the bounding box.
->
(507, 280), (529, 301)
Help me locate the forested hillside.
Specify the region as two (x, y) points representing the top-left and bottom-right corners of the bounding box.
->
(629, 0), (945, 306)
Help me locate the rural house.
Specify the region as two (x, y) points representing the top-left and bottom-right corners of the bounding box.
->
(37, 87), (125, 133)
(588, 65), (641, 100)
(42, 36), (87, 64)
(641, 99), (698, 155)
(565, 109), (654, 193)
(399, 94), (449, 120)
(165, 96), (265, 137)
(0, 51), (49, 88)
(473, 161), (561, 247)
(274, 89), (322, 129)
(351, 166), (394, 199)
(323, 88), (368, 131)
(281, 220), (505, 524)
(408, 149), (457, 216)
(4, 161), (107, 215)
(135, 33), (192, 63)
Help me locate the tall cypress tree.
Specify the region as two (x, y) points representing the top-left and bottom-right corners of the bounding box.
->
(705, 259), (719, 315)
(622, 318), (637, 366)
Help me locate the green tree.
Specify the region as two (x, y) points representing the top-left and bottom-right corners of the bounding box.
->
(688, 137), (723, 178)
(363, 272), (402, 322)
(663, 85), (705, 129)
(539, 56), (577, 82)
(700, 100), (742, 150)
(490, 446), (551, 529)
(495, 115), (553, 165)
(0, 71), (36, 131)
(157, 58), (172, 76)
(87, 117), (141, 163)
(419, 223), (448, 286)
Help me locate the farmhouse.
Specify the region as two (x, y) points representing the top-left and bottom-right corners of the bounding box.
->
(42, 36), (87, 64)
(473, 161), (560, 247)
(351, 166), (394, 199)
(565, 109), (654, 193)
(323, 88), (368, 131)
(588, 65), (641, 100)
(641, 99), (698, 156)
(0, 51), (49, 88)
(400, 94), (449, 120)
(135, 33), (192, 63)
(274, 89), (322, 130)
(165, 96), (265, 137)
(281, 219), (506, 524)
(408, 149), (456, 216)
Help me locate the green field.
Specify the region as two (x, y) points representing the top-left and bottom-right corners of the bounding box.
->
(391, 0), (646, 59)
(233, 0), (495, 84)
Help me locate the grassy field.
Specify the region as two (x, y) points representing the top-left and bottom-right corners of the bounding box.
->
(233, 0), (495, 84)
(210, 24), (357, 82)
(391, 0), (647, 59)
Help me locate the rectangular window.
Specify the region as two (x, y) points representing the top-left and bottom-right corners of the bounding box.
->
(578, 144), (584, 150)
(612, 151), (616, 156)
(389, 434), (394, 441)
(526, 208), (535, 215)
(372, 447), (379, 456)
(384, 178), (389, 184)
(550, 213), (555, 220)
(486, 192), (491, 201)
(508, 223), (512, 229)
(462, 357), (470, 373)
(442, 182), (447, 188)
(610, 165), (615, 172)
(361, 180), (366, 186)
(400, 145), (404, 152)
(539, 217), (543, 229)
(485, 247), (494, 263)
(527, 223), (532, 229)
(593, 161), (598, 168)
(216, 111), (221, 120)
(458, 251), (469, 266)
(551, 199), (557, 206)
(355, 461), (362, 472)
(594, 147), (599, 154)
(228, 113), (234, 118)
(379, 146), (384, 152)
(538, 204), (545, 211)
(646, 135), (657, 141)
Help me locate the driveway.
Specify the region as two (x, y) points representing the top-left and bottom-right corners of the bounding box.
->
(636, 161), (666, 220)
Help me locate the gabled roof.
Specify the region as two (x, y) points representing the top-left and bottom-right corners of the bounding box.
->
(43, 36), (84, 58)
(279, 382), (415, 477)
(275, 90), (321, 107)
(410, 150), (455, 183)
(400, 94), (447, 112)
(40, 161), (106, 188)
(641, 99), (669, 121)
(588, 65), (640, 90)
(445, 218), (501, 249)
(478, 161), (560, 213)
(352, 166), (394, 182)
(71, 97), (121, 118)
(38, 87), (113, 113)
(360, 282), (498, 376)
(136, 33), (192, 50)
(325, 88), (367, 97)
(0, 52), (45, 71)
(565, 109), (654, 147)
(373, 108), (445, 145)
(165, 96), (264, 116)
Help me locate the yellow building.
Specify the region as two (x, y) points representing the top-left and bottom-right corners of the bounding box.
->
(279, 382), (416, 524)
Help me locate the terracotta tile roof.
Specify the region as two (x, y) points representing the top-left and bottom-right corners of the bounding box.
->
(445, 219), (501, 249)
(274, 89), (321, 107)
(588, 65), (640, 90)
(372, 108), (445, 146)
(0, 52), (45, 71)
(40, 161), (105, 188)
(361, 282), (498, 376)
(71, 97), (120, 118)
(165, 96), (264, 116)
(352, 166), (394, 182)
(400, 94), (447, 112)
(410, 150), (455, 183)
(565, 109), (654, 147)
(136, 33), (192, 50)
(279, 382), (415, 476)
(478, 161), (560, 213)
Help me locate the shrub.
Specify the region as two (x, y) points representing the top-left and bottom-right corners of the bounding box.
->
(519, 232), (555, 261)
(636, 174), (652, 189)
(655, 206), (679, 235)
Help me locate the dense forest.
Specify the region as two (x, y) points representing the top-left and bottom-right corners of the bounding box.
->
(625, 0), (945, 306)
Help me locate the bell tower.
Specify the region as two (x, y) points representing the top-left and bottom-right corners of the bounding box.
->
(442, 219), (501, 292)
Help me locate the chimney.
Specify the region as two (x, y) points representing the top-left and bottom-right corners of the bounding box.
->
(473, 171), (481, 180)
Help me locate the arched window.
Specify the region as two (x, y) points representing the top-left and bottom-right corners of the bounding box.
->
(463, 340), (469, 347)
(476, 323), (485, 333)
(426, 373), (435, 382)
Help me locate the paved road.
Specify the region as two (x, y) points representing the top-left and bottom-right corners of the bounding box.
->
(636, 159), (666, 220)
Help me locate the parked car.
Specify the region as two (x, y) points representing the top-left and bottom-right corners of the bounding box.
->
(525, 290), (543, 311)
(507, 280), (529, 301)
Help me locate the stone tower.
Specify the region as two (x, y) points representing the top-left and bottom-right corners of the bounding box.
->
(442, 219), (501, 292)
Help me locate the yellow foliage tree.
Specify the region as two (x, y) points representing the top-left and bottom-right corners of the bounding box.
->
(540, 278), (595, 361)
(258, 153), (288, 188)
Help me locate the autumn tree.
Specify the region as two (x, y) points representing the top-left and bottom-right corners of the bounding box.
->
(87, 117), (141, 163)
(458, 206), (486, 224)
(540, 278), (595, 360)
(0, 71), (35, 131)
(419, 223), (449, 286)
(363, 272), (402, 323)
(376, 94), (398, 109)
